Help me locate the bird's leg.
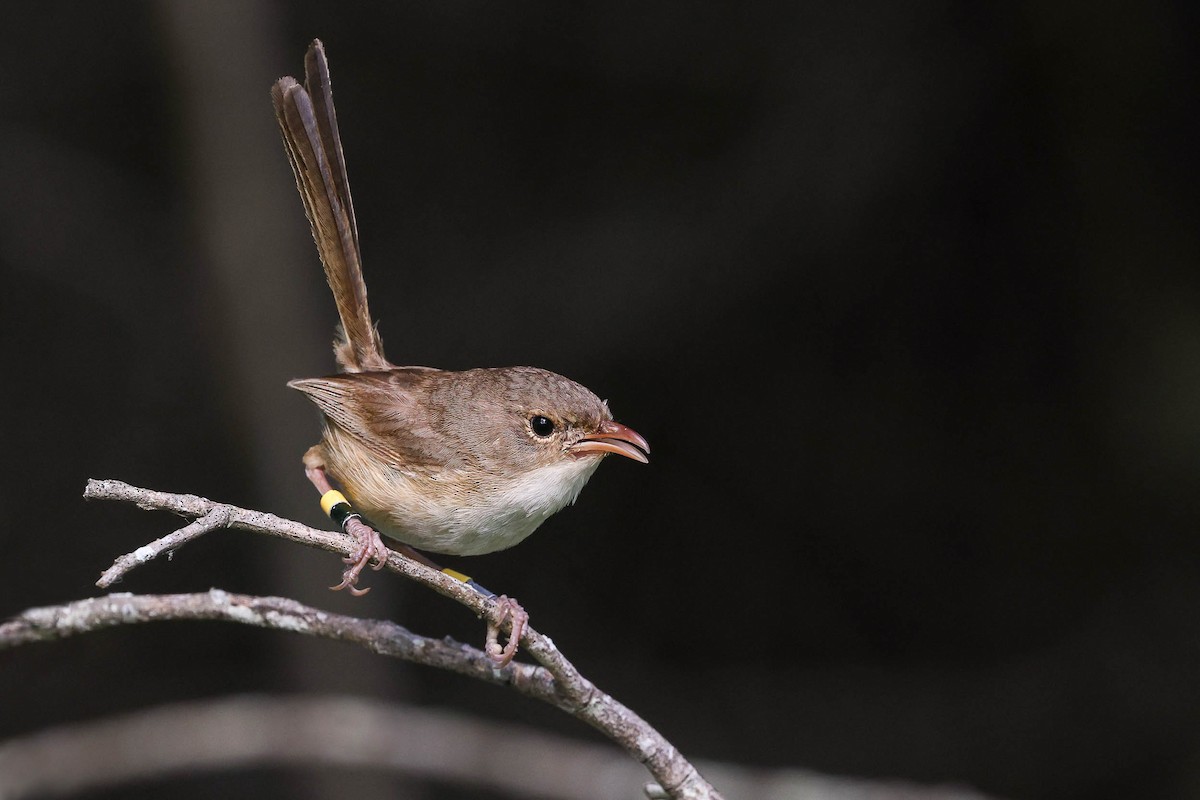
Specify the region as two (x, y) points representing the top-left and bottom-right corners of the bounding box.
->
(405, 559), (528, 666)
(303, 465), (526, 663)
(305, 465), (389, 596)
(484, 595), (529, 668)
(436, 568), (528, 666)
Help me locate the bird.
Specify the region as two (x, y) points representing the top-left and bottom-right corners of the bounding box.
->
(270, 40), (649, 659)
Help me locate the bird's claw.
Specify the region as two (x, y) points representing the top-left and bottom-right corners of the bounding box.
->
(485, 595), (528, 667)
(331, 517), (390, 595)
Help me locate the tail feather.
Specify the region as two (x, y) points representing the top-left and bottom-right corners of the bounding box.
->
(272, 39), (390, 372)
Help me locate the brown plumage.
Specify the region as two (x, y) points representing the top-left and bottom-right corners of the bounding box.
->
(271, 47), (386, 372)
(271, 41), (649, 585)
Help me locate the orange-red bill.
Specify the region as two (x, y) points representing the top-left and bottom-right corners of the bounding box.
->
(570, 420), (650, 463)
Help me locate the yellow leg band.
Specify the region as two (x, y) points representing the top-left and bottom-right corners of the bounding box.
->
(320, 489), (349, 516)
(441, 568), (473, 583)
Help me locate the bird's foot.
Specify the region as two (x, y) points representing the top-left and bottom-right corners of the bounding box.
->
(485, 595), (528, 667)
(330, 516), (390, 596)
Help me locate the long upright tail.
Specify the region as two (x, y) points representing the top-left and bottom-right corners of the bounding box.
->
(271, 39), (390, 373)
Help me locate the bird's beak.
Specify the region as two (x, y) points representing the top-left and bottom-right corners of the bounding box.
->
(570, 420), (650, 463)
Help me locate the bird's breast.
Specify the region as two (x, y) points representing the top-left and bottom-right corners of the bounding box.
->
(321, 426), (604, 556)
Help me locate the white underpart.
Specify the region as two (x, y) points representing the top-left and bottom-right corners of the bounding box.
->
(447, 455), (605, 555)
(358, 454), (605, 556)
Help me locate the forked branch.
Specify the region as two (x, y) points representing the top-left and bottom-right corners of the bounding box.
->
(71, 478), (721, 800)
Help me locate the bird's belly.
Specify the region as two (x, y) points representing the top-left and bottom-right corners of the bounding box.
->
(326, 439), (603, 556)
(381, 503), (550, 556)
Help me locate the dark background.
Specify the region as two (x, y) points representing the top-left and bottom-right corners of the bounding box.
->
(2, 1), (1198, 799)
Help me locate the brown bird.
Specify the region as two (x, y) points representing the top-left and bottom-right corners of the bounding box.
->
(270, 40), (648, 656)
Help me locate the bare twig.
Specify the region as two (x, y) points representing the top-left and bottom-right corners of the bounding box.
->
(0, 592), (530, 686)
(79, 478), (722, 800)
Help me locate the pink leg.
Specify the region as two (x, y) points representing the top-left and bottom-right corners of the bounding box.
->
(485, 595), (528, 667)
(305, 466), (528, 663)
(305, 466), (390, 596)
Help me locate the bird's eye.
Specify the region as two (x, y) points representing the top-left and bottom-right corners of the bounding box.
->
(530, 415), (555, 437)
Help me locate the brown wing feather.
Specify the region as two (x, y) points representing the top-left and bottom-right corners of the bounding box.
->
(271, 40), (389, 372)
(288, 370), (460, 471)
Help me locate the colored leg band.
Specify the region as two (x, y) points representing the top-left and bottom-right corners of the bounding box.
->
(320, 490), (348, 515)
(328, 503), (361, 530)
(320, 490), (361, 531)
(441, 568), (497, 599)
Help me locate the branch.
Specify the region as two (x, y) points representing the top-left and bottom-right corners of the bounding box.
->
(78, 479), (722, 800)
(0, 592), (539, 688)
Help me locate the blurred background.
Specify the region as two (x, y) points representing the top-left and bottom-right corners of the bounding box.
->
(2, 1), (1198, 798)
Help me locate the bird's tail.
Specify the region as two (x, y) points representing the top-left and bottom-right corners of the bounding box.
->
(271, 39), (390, 373)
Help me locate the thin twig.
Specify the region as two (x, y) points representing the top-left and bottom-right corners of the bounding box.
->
(79, 478), (722, 800)
(1, 592), (544, 695)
